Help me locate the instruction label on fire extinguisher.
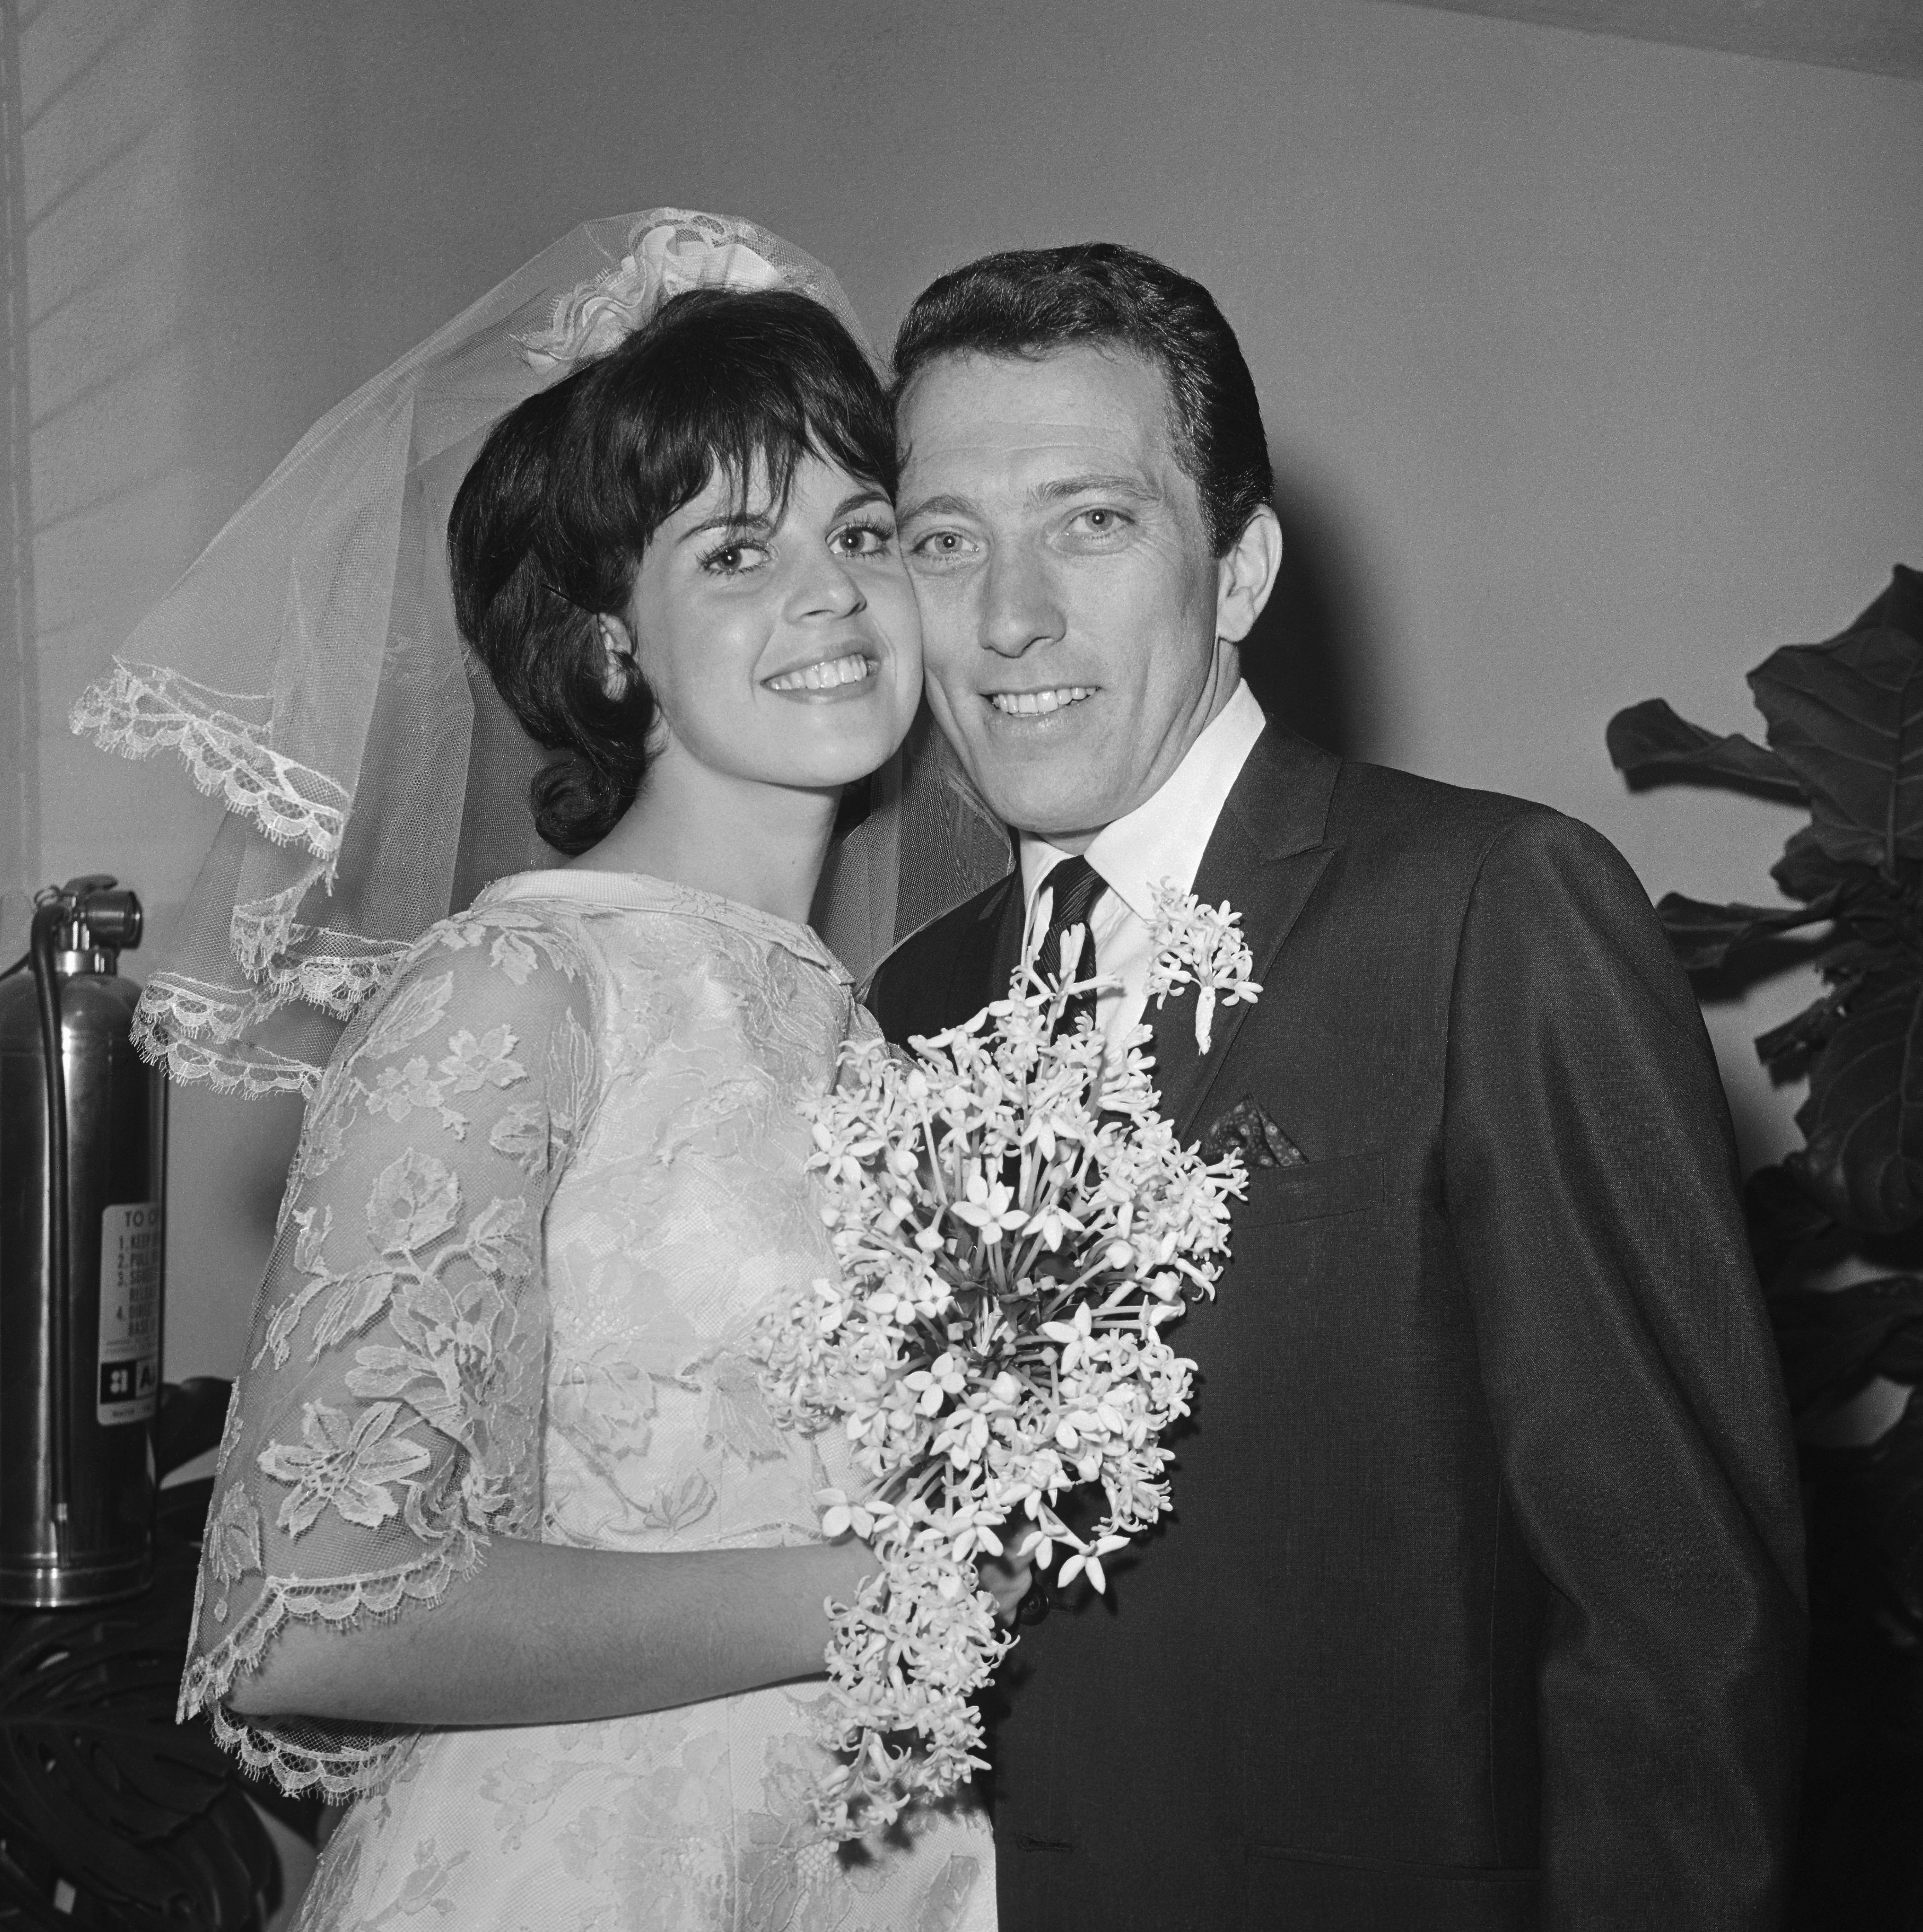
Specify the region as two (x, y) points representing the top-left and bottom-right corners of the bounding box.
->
(98, 1202), (162, 1426)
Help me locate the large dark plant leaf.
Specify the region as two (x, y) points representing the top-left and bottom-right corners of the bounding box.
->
(1805, 1388), (1923, 1633)
(1605, 698), (1802, 794)
(1755, 990), (1851, 1082)
(1653, 891), (1840, 972)
(1858, 1393), (1923, 1627)
(1791, 968), (1923, 1234)
(1770, 1273), (1923, 1418)
(1750, 626), (1923, 871)
(0, 1484), (280, 1930)
(1742, 1164), (1839, 1296)
(1770, 824), (1854, 905)
(1847, 562), (1923, 643)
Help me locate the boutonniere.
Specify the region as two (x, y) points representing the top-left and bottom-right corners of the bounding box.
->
(1144, 882), (1262, 1055)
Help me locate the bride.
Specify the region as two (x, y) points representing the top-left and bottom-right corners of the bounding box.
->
(152, 224), (1026, 1927)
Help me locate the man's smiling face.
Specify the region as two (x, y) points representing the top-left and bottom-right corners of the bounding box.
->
(895, 345), (1238, 847)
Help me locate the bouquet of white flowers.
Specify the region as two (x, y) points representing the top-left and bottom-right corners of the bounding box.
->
(756, 882), (1261, 1838)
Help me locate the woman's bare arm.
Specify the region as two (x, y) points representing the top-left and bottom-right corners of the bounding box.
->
(228, 1533), (1033, 1726)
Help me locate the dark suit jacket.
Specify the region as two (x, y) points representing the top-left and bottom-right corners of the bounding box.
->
(865, 722), (1805, 1932)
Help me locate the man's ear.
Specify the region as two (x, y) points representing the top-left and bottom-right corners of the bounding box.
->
(1214, 506), (1283, 647)
(596, 612), (640, 701)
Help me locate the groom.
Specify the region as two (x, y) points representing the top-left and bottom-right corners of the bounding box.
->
(866, 244), (1805, 1930)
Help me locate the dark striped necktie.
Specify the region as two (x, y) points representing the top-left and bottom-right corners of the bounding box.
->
(1035, 854), (1108, 1034)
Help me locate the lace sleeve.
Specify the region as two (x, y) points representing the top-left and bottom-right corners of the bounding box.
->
(178, 904), (600, 1798)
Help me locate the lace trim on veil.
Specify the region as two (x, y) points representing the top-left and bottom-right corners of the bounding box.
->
(132, 899), (413, 1097)
(133, 968), (396, 1098)
(178, 1526), (487, 1799)
(71, 660), (350, 861)
(228, 918), (409, 1011)
(70, 655), (414, 1093)
(135, 1005), (318, 1097)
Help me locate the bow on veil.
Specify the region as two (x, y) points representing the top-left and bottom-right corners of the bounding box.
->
(72, 208), (1010, 1098)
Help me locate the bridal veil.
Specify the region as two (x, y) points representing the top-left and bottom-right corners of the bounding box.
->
(71, 208), (1010, 1098)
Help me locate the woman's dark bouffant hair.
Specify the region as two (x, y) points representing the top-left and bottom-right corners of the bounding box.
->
(448, 287), (896, 855)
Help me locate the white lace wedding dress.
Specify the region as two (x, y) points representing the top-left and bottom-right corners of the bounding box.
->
(179, 870), (994, 1931)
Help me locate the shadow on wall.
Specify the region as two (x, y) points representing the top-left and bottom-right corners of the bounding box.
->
(1241, 474), (1382, 762)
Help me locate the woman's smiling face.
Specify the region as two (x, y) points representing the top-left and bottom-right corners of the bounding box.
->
(623, 449), (922, 792)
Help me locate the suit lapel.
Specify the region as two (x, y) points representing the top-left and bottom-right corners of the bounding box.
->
(1151, 724), (1341, 1141)
(923, 870), (1022, 1038)
(983, 871), (1026, 997)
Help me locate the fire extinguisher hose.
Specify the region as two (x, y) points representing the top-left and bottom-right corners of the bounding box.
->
(28, 900), (72, 1563)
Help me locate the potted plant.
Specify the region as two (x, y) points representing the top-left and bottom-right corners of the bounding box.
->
(1607, 564), (1923, 1929)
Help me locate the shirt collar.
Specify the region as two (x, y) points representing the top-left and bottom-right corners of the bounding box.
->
(1019, 680), (1267, 921)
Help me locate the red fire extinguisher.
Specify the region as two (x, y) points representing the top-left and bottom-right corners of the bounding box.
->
(0, 875), (167, 1607)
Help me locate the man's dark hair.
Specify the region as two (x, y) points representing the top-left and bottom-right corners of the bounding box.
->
(450, 287), (895, 854)
(890, 242), (1273, 556)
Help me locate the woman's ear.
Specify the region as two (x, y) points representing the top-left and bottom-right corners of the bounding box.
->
(596, 612), (640, 701)
(1214, 506), (1284, 647)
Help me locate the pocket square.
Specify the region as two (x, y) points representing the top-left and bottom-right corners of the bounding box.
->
(1201, 1095), (1306, 1169)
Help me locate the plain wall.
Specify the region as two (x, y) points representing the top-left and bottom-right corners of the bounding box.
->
(9, 0), (1922, 1384)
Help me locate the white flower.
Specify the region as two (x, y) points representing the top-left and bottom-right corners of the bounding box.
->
(1027, 1195), (1084, 1249)
(1057, 924), (1088, 981)
(1145, 881), (1263, 1053)
(1058, 1534), (1130, 1594)
(1040, 1302), (1097, 1374)
(817, 1488), (882, 1540)
(950, 1173), (1028, 1243)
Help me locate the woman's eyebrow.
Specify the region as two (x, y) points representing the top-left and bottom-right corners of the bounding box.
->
(832, 488), (889, 520)
(678, 508), (777, 544)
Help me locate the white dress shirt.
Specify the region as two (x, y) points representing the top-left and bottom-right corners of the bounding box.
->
(1019, 680), (1267, 1051)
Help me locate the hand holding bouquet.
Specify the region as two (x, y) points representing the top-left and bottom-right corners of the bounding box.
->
(757, 884), (1260, 1837)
